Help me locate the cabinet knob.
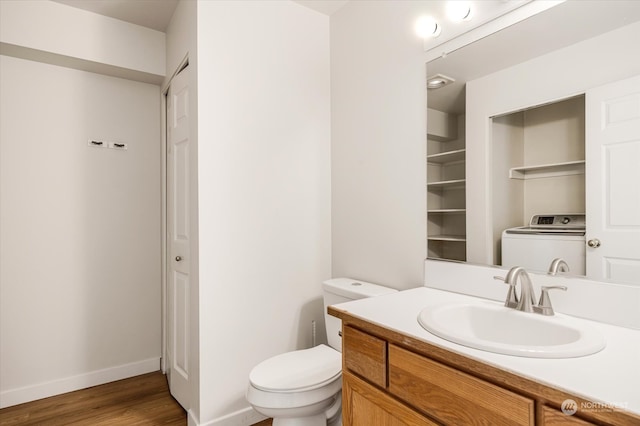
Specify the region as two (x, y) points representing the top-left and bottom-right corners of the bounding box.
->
(175, 256), (183, 261)
(587, 239), (601, 248)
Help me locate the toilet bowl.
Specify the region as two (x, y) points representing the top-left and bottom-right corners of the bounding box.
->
(247, 345), (342, 426)
(246, 278), (397, 425)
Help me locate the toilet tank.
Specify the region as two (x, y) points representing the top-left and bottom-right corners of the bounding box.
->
(322, 278), (397, 352)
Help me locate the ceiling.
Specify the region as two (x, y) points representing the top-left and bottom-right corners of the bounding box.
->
(53, 0), (179, 31)
(293, 0), (349, 16)
(52, 0), (347, 32)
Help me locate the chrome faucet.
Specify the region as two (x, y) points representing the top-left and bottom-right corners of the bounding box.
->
(494, 266), (567, 315)
(548, 258), (570, 275)
(494, 266), (536, 313)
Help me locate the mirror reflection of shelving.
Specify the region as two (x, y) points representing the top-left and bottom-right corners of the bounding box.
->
(427, 108), (466, 262)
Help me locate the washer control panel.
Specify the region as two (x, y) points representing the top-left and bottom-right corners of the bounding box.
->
(530, 214), (585, 229)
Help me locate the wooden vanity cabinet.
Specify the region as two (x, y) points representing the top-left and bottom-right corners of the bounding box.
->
(332, 310), (639, 426)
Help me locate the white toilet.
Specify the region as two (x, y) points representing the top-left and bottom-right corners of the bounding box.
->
(246, 278), (397, 426)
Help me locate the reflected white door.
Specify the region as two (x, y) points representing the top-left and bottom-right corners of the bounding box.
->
(586, 74), (640, 284)
(167, 65), (191, 408)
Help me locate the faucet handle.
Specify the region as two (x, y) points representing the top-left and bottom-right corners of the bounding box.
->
(535, 286), (567, 316)
(493, 276), (519, 308)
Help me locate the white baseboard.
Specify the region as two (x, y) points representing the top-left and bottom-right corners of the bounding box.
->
(188, 409), (200, 426)
(193, 406), (267, 426)
(0, 357), (160, 409)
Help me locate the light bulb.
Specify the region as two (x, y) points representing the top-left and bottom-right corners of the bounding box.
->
(446, 1), (472, 22)
(415, 16), (441, 38)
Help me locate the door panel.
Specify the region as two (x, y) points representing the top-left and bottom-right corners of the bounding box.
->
(586, 74), (640, 284)
(172, 270), (189, 377)
(172, 138), (190, 266)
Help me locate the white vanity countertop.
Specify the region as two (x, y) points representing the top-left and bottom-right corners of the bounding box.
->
(332, 287), (640, 415)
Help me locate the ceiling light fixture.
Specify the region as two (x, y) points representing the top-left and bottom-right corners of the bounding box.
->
(427, 74), (455, 89)
(446, 1), (473, 22)
(415, 16), (441, 38)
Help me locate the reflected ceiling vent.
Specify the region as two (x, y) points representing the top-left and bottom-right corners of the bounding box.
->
(427, 74), (455, 89)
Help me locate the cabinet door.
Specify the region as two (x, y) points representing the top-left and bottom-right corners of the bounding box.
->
(343, 372), (437, 426)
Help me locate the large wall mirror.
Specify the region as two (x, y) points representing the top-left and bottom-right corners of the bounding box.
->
(426, 1), (640, 284)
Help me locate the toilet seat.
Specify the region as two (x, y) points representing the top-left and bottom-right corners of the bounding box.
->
(249, 344), (341, 392)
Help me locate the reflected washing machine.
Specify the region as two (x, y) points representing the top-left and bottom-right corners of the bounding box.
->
(501, 214), (586, 275)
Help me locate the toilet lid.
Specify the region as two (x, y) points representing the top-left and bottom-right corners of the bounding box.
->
(249, 344), (341, 392)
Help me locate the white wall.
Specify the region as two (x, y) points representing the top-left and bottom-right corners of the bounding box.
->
(195, 1), (330, 424)
(331, 1), (428, 289)
(0, 55), (161, 407)
(0, 0), (165, 84)
(166, 0), (196, 79)
(466, 21), (640, 265)
(491, 114), (524, 264)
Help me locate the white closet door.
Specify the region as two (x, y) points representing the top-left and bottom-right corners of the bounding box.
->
(167, 65), (191, 409)
(586, 74), (640, 284)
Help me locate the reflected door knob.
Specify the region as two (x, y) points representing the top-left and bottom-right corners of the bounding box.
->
(175, 256), (183, 261)
(587, 239), (601, 248)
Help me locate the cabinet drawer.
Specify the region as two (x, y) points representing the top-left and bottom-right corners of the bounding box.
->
(388, 344), (534, 425)
(540, 406), (596, 425)
(343, 326), (387, 388)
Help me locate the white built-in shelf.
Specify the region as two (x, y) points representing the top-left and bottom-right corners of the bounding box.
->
(427, 235), (467, 242)
(427, 255), (466, 262)
(427, 149), (465, 164)
(427, 179), (466, 189)
(427, 208), (466, 214)
(509, 160), (585, 180)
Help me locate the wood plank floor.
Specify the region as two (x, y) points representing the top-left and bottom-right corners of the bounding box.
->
(0, 372), (185, 426)
(0, 372), (273, 426)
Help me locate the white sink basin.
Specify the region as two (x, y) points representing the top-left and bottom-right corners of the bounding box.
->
(417, 301), (606, 358)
